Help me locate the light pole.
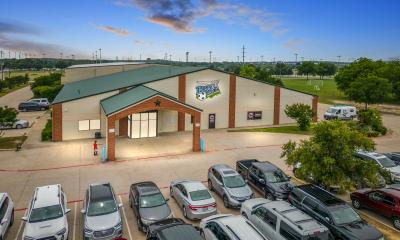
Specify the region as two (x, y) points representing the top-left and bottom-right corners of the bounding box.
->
(294, 53), (298, 63)
(99, 48), (102, 63)
(209, 51), (212, 64)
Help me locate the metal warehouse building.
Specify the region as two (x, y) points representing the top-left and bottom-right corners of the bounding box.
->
(52, 63), (317, 160)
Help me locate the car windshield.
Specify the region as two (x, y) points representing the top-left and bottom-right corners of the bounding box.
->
(330, 206), (361, 225)
(29, 205), (63, 223)
(264, 170), (289, 183)
(224, 175), (246, 188)
(377, 157), (396, 168)
(189, 190), (211, 201)
(140, 193), (165, 208)
(87, 199), (117, 217)
(326, 108), (337, 113)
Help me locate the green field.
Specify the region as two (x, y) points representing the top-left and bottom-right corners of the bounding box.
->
(9, 70), (54, 80)
(282, 78), (345, 104)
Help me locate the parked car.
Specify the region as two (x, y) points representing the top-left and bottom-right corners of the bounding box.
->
(170, 180), (217, 220)
(28, 98), (50, 107)
(199, 214), (268, 240)
(81, 183), (123, 240)
(289, 184), (383, 240)
(237, 159), (293, 200)
(22, 184), (70, 240)
(241, 198), (330, 240)
(146, 218), (203, 240)
(356, 150), (400, 183)
(324, 105), (357, 120)
(0, 193), (14, 240)
(0, 119), (29, 129)
(384, 152), (400, 165)
(129, 181), (172, 232)
(18, 101), (48, 111)
(351, 184), (400, 230)
(208, 164), (254, 208)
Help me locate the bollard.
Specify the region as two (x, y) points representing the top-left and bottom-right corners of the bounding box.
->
(200, 138), (205, 152)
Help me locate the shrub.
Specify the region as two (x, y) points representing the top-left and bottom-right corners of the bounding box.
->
(284, 103), (315, 130)
(32, 85), (63, 102)
(41, 119), (52, 141)
(31, 73), (62, 89)
(357, 108), (387, 136)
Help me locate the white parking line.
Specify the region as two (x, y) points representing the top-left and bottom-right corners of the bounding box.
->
(73, 202), (77, 240)
(15, 210), (27, 240)
(119, 195), (132, 240)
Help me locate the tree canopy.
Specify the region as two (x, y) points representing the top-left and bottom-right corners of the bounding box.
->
(281, 120), (380, 191)
(284, 103), (314, 130)
(315, 62), (337, 79)
(297, 61), (316, 79)
(0, 106), (18, 127)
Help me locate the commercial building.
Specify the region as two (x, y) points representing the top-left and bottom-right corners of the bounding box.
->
(52, 63), (317, 160)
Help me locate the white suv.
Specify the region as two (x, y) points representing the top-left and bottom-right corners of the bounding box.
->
(22, 185), (70, 240)
(0, 193), (14, 240)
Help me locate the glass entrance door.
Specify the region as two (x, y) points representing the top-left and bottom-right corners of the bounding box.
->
(128, 111), (157, 138)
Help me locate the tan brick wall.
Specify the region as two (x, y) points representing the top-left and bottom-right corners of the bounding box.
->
(229, 74), (236, 128)
(273, 87), (281, 125)
(178, 75), (186, 131)
(52, 103), (62, 141)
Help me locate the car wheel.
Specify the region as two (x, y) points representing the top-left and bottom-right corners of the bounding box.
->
(169, 187), (174, 198)
(129, 196), (133, 208)
(352, 198), (362, 209)
(393, 216), (400, 230)
(208, 179), (213, 191)
(22, 108), (27, 112)
(10, 210), (14, 226)
(16, 124), (22, 129)
(183, 206), (188, 218)
(223, 195), (229, 208)
(242, 212), (248, 219)
(265, 192), (275, 200)
(200, 230), (205, 238)
(137, 218), (143, 231)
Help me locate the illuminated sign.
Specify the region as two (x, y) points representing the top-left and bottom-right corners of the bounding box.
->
(195, 80), (221, 101)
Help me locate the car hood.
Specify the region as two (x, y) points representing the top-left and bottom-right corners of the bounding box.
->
(226, 185), (253, 198)
(85, 211), (120, 231)
(337, 221), (382, 240)
(387, 165), (400, 175)
(16, 120), (29, 124)
(23, 216), (66, 238)
(139, 204), (171, 221)
(270, 182), (293, 194)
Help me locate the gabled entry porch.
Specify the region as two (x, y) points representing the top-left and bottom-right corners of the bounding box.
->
(100, 86), (202, 161)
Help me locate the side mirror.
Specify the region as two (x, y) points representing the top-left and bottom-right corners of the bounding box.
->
(21, 216), (28, 222)
(65, 209), (71, 214)
(81, 209), (86, 214)
(118, 203), (123, 208)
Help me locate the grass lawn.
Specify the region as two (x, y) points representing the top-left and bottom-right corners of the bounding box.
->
(282, 78), (346, 104)
(0, 83), (29, 97)
(9, 70), (54, 80)
(229, 125), (312, 135)
(0, 135), (28, 149)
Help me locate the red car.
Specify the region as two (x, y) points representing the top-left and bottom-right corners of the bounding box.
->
(350, 184), (400, 230)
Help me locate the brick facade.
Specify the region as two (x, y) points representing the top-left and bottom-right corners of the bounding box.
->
(312, 95), (318, 122)
(228, 74), (236, 128)
(273, 87), (281, 125)
(178, 75), (186, 131)
(52, 103), (62, 141)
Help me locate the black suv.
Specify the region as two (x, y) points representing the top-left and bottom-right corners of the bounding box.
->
(18, 102), (47, 111)
(129, 182), (172, 232)
(289, 184), (383, 240)
(146, 218), (202, 240)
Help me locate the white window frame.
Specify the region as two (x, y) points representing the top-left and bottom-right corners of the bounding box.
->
(78, 120), (90, 131)
(78, 119), (101, 131)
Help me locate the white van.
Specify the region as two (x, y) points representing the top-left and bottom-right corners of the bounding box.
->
(324, 105), (357, 120)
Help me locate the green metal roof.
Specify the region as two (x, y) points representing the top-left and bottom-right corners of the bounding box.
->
(100, 86), (202, 116)
(53, 65), (207, 104)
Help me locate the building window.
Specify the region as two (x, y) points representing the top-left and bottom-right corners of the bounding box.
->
(78, 119), (100, 131)
(247, 111), (262, 120)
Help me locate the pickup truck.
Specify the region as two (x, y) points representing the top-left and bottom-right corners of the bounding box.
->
(236, 159), (294, 200)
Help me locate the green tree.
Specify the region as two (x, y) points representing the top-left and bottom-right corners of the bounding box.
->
(315, 62), (337, 79)
(31, 73), (62, 89)
(284, 103), (314, 130)
(0, 106), (18, 128)
(254, 68), (283, 86)
(357, 108), (387, 136)
(378, 61), (400, 99)
(345, 74), (391, 109)
(281, 120), (379, 191)
(297, 61), (316, 80)
(32, 85), (63, 102)
(239, 65), (257, 79)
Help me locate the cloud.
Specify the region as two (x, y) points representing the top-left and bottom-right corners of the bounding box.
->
(96, 25), (132, 36)
(0, 20), (40, 36)
(133, 39), (153, 46)
(119, 0), (286, 34)
(283, 38), (304, 50)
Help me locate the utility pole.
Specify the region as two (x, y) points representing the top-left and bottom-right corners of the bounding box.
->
(99, 48), (102, 63)
(186, 52), (189, 63)
(241, 45), (245, 63)
(209, 51), (212, 64)
(337, 55), (341, 65)
(294, 53), (298, 63)
(95, 51), (98, 63)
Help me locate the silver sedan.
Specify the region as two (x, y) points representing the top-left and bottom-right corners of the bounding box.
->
(170, 180), (217, 220)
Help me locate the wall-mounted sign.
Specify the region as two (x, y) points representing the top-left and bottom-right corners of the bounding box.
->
(247, 111), (262, 120)
(196, 80), (221, 101)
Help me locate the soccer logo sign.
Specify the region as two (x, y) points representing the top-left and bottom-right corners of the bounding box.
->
(195, 80), (221, 101)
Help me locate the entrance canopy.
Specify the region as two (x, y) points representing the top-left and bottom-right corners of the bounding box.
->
(100, 86), (203, 160)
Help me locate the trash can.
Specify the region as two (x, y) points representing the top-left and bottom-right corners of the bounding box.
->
(95, 131), (102, 139)
(102, 146), (107, 162)
(200, 138), (205, 152)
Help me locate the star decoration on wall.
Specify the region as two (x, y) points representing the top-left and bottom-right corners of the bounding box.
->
(154, 99), (161, 107)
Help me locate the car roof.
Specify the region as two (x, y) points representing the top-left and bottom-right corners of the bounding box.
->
(90, 183), (114, 201)
(381, 185), (400, 198)
(296, 184), (344, 206)
(357, 151), (387, 160)
(134, 182), (160, 195)
(264, 201), (327, 233)
(217, 215), (265, 240)
(253, 161), (280, 172)
(181, 181), (207, 192)
(33, 185), (61, 208)
(213, 164), (238, 176)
